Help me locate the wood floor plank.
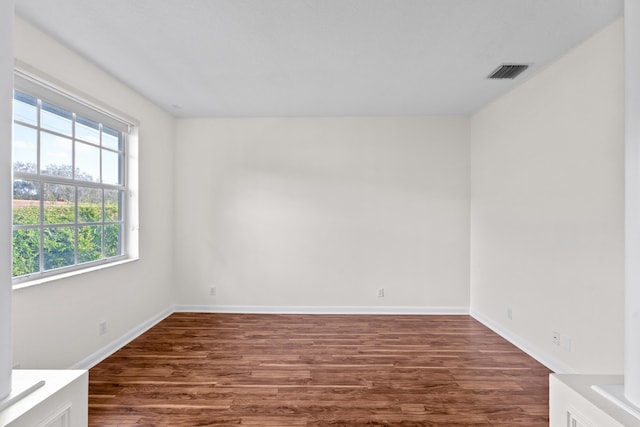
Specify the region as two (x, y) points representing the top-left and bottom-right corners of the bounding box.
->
(89, 313), (551, 426)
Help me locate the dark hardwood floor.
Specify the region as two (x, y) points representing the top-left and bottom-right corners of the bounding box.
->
(89, 313), (551, 426)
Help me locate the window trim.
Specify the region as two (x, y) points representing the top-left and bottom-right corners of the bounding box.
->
(11, 70), (137, 286)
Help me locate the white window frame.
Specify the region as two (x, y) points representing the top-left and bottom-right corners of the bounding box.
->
(11, 71), (137, 286)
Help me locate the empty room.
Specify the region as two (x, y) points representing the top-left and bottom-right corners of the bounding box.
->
(1, 0), (640, 426)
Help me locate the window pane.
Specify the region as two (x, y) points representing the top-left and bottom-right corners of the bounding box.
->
(13, 179), (40, 225)
(41, 101), (72, 136)
(13, 124), (37, 173)
(105, 224), (121, 257)
(104, 189), (122, 221)
(102, 126), (121, 151)
(78, 187), (102, 223)
(41, 132), (73, 177)
(43, 226), (75, 270)
(13, 91), (37, 126)
(102, 150), (121, 185)
(78, 225), (102, 263)
(44, 183), (75, 224)
(76, 115), (100, 144)
(75, 141), (100, 182)
(12, 229), (40, 277)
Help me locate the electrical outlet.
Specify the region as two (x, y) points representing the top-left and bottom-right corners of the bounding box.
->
(209, 287), (216, 296)
(552, 331), (560, 346)
(507, 308), (513, 320)
(377, 288), (385, 298)
(99, 321), (108, 336)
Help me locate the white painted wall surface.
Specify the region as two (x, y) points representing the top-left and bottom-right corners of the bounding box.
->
(0, 0), (15, 400)
(625, 0), (640, 408)
(174, 117), (470, 311)
(11, 18), (176, 369)
(470, 19), (625, 373)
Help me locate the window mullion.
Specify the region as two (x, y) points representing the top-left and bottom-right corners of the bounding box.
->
(37, 99), (44, 274)
(13, 172), (124, 191)
(38, 181), (44, 274)
(74, 186), (79, 266)
(72, 113), (78, 266)
(72, 112), (76, 180)
(101, 189), (106, 259)
(36, 98), (41, 174)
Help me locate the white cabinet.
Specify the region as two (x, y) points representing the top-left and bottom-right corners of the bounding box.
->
(0, 370), (87, 427)
(551, 374), (640, 427)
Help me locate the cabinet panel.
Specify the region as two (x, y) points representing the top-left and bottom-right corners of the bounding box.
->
(36, 403), (70, 427)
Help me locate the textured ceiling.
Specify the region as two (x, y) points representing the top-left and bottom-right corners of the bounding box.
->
(15, 0), (623, 117)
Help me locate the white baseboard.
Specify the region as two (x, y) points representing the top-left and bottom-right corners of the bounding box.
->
(72, 304), (566, 373)
(173, 304), (470, 315)
(69, 305), (174, 370)
(470, 309), (575, 374)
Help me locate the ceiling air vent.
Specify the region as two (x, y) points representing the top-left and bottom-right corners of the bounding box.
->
(487, 64), (529, 79)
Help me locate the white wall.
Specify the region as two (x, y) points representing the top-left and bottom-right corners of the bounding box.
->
(11, 18), (176, 369)
(624, 0), (640, 406)
(1, 0), (15, 400)
(174, 117), (470, 311)
(470, 19), (625, 373)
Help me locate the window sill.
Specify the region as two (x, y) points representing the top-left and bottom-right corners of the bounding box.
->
(12, 257), (139, 290)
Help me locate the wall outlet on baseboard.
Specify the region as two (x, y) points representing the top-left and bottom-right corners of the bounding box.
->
(99, 321), (108, 336)
(377, 288), (385, 298)
(209, 287), (216, 296)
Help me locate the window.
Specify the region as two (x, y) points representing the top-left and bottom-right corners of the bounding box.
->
(12, 75), (131, 283)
